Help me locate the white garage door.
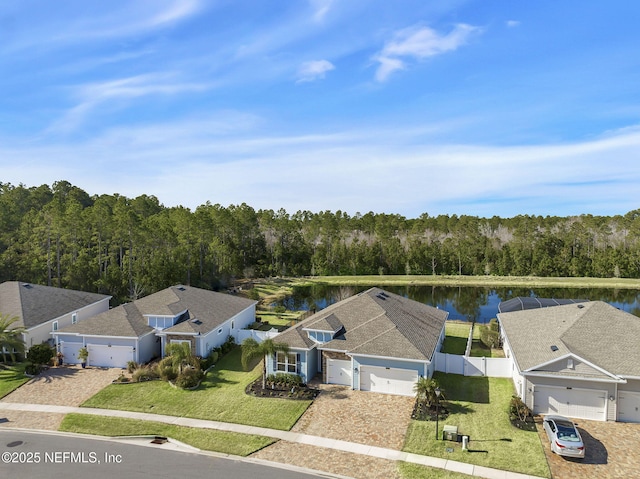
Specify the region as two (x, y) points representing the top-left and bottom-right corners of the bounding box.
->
(360, 365), (418, 396)
(61, 342), (83, 364)
(87, 344), (133, 368)
(327, 359), (352, 386)
(618, 391), (640, 423)
(533, 386), (606, 421)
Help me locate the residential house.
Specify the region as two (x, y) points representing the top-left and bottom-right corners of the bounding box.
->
(499, 300), (640, 422)
(0, 281), (110, 351)
(268, 287), (448, 396)
(53, 285), (257, 368)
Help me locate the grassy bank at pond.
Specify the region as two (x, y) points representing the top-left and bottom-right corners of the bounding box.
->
(298, 275), (640, 289)
(59, 414), (275, 456)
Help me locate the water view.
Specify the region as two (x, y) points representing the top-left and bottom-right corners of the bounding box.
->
(277, 284), (640, 322)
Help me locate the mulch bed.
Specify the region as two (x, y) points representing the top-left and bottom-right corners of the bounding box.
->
(245, 378), (321, 400)
(411, 400), (450, 421)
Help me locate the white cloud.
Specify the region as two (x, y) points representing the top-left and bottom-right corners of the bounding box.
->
(506, 20), (521, 28)
(47, 74), (210, 134)
(297, 60), (335, 83)
(3, 119), (640, 218)
(310, 0), (335, 22)
(374, 23), (481, 81)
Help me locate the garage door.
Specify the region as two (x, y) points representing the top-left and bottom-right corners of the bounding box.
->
(618, 391), (640, 423)
(360, 365), (418, 396)
(327, 359), (352, 386)
(87, 344), (133, 368)
(61, 342), (83, 364)
(533, 385), (606, 421)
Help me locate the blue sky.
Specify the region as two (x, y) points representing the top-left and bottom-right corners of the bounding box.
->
(1, 0), (639, 218)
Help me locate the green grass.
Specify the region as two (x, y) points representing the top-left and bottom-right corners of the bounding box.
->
(82, 347), (312, 431)
(441, 322), (471, 355)
(403, 374), (549, 478)
(398, 463), (476, 479)
(0, 363), (29, 398)
(301, 274), (640, 289)
(59, 414), (275, 456)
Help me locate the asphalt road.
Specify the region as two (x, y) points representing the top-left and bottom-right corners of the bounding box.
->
(0, 430), (336, 479)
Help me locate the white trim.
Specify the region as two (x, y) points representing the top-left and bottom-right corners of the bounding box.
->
(524, 352), (620, 381)
(155, 331), (197, 337)
(524, 371), (625, 384)
(350, 352), (430, 364)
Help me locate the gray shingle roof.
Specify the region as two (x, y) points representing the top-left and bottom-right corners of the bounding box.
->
(276, 287), (448, 361)
(499, 301), (640, 378)
(0, 281), (110, 329)
(57, 285), (256, 338)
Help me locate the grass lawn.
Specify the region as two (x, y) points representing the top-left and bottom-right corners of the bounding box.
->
(398, 463), (475, 479)
(0, 363), (29, 398)
(441, 322), (471, 355)
(469, 324), (505, 358)
(59, 413), (275, 456)
(403, 374), (549, 478)
(82, 347), (312, 431)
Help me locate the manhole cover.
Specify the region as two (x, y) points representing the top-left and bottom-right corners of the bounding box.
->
(7, 441), (23, 447)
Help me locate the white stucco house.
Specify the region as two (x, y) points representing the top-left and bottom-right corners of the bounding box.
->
(53, 285), (257, 368)
(0, 281), (111, 352)
(499, 300), (640, 422)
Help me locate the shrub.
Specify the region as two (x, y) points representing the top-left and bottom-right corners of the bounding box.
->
(266, 373), (303, 389)
(126, 360), (138, 374)
(157, 364), (178, 381)
(132, 366), (159, 382)
(479, 324), (500, 349)
(26, 344), (54, 366)
(175, 367), (204, 389)
(509, 395), (532, 422)
(201, 351), (218, 370)
(220, 336), (236, 355)
(24, 363), (40, 375)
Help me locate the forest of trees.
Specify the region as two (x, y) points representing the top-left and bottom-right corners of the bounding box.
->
(1, 181), (640, 304)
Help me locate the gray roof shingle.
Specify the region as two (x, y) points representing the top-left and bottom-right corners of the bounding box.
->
(499, 301), (640, 378)
(57, 285), (256, 338)
(0, 281), (110, 329)
(276, 287), (448, 361)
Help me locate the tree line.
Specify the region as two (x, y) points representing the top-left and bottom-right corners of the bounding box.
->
(1, 181), (639, 304)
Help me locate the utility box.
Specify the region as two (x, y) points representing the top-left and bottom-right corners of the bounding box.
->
(442, 425), (458, 441)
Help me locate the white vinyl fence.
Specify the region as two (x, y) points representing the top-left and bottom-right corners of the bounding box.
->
(236, 328), (280, 344)
(434, 352), (512, 378)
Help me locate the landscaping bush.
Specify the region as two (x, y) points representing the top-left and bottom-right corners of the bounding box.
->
(24, 363), (40, 375)
(132, 366), (159, 382)
(175, 367), (204, 389)
(220, 336), (236, 355)
(265, 373), (303, 389)
(26, 344), (54, 366)
(509, 395), (535, 430)
(201, 351), (218, 370)
(127, 360), (138, 374)
(157, 363), (178, 381)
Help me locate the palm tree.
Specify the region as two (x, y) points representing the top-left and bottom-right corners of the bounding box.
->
(241, 337), (290, 389)
(414, 376), (444, 408)
(0, 314), (26, 364)
(165, 342), (196, 374)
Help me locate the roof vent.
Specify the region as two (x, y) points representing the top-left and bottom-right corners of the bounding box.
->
(550, 345), (559, 352)
(191, 319), (202, 325)
(376, 293), (386, 300)
(577, 304), (584, 309)
(177, 286), (186, 291)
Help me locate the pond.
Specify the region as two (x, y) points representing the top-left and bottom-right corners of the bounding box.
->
(275, 284), (640, 323)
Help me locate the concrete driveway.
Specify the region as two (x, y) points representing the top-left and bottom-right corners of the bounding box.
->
(536, 417), (640, 479)
(0, 364), (121, 430)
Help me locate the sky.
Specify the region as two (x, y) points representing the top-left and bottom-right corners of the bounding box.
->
(1, 0), (640, 219)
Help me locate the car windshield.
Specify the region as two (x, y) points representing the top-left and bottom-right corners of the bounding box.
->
(556, 422), (580, 442)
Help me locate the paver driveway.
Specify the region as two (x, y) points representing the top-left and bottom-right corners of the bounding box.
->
(252, 384), (414, 479)
(536, 417), (640, 479)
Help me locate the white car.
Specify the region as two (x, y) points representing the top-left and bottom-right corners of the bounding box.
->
(542, 415), (585, 459)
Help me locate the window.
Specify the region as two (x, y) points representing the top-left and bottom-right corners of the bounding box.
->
(218, 328), (223, 335)
(276, 352), (299, 373)
(71, 313), (78, 325)
(52, 321), (58, 331)
(567, 358), (574, 369)
(231, 320), (235, 330)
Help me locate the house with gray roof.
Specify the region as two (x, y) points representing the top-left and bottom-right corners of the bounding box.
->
(499, 301), (640, 422)
(0, 281), (111, 351)
(53, 285), (257, 368)
(267, 287), (448, 396)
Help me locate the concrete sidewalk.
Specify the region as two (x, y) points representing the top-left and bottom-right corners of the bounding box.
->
(0, 402), (546, 479)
